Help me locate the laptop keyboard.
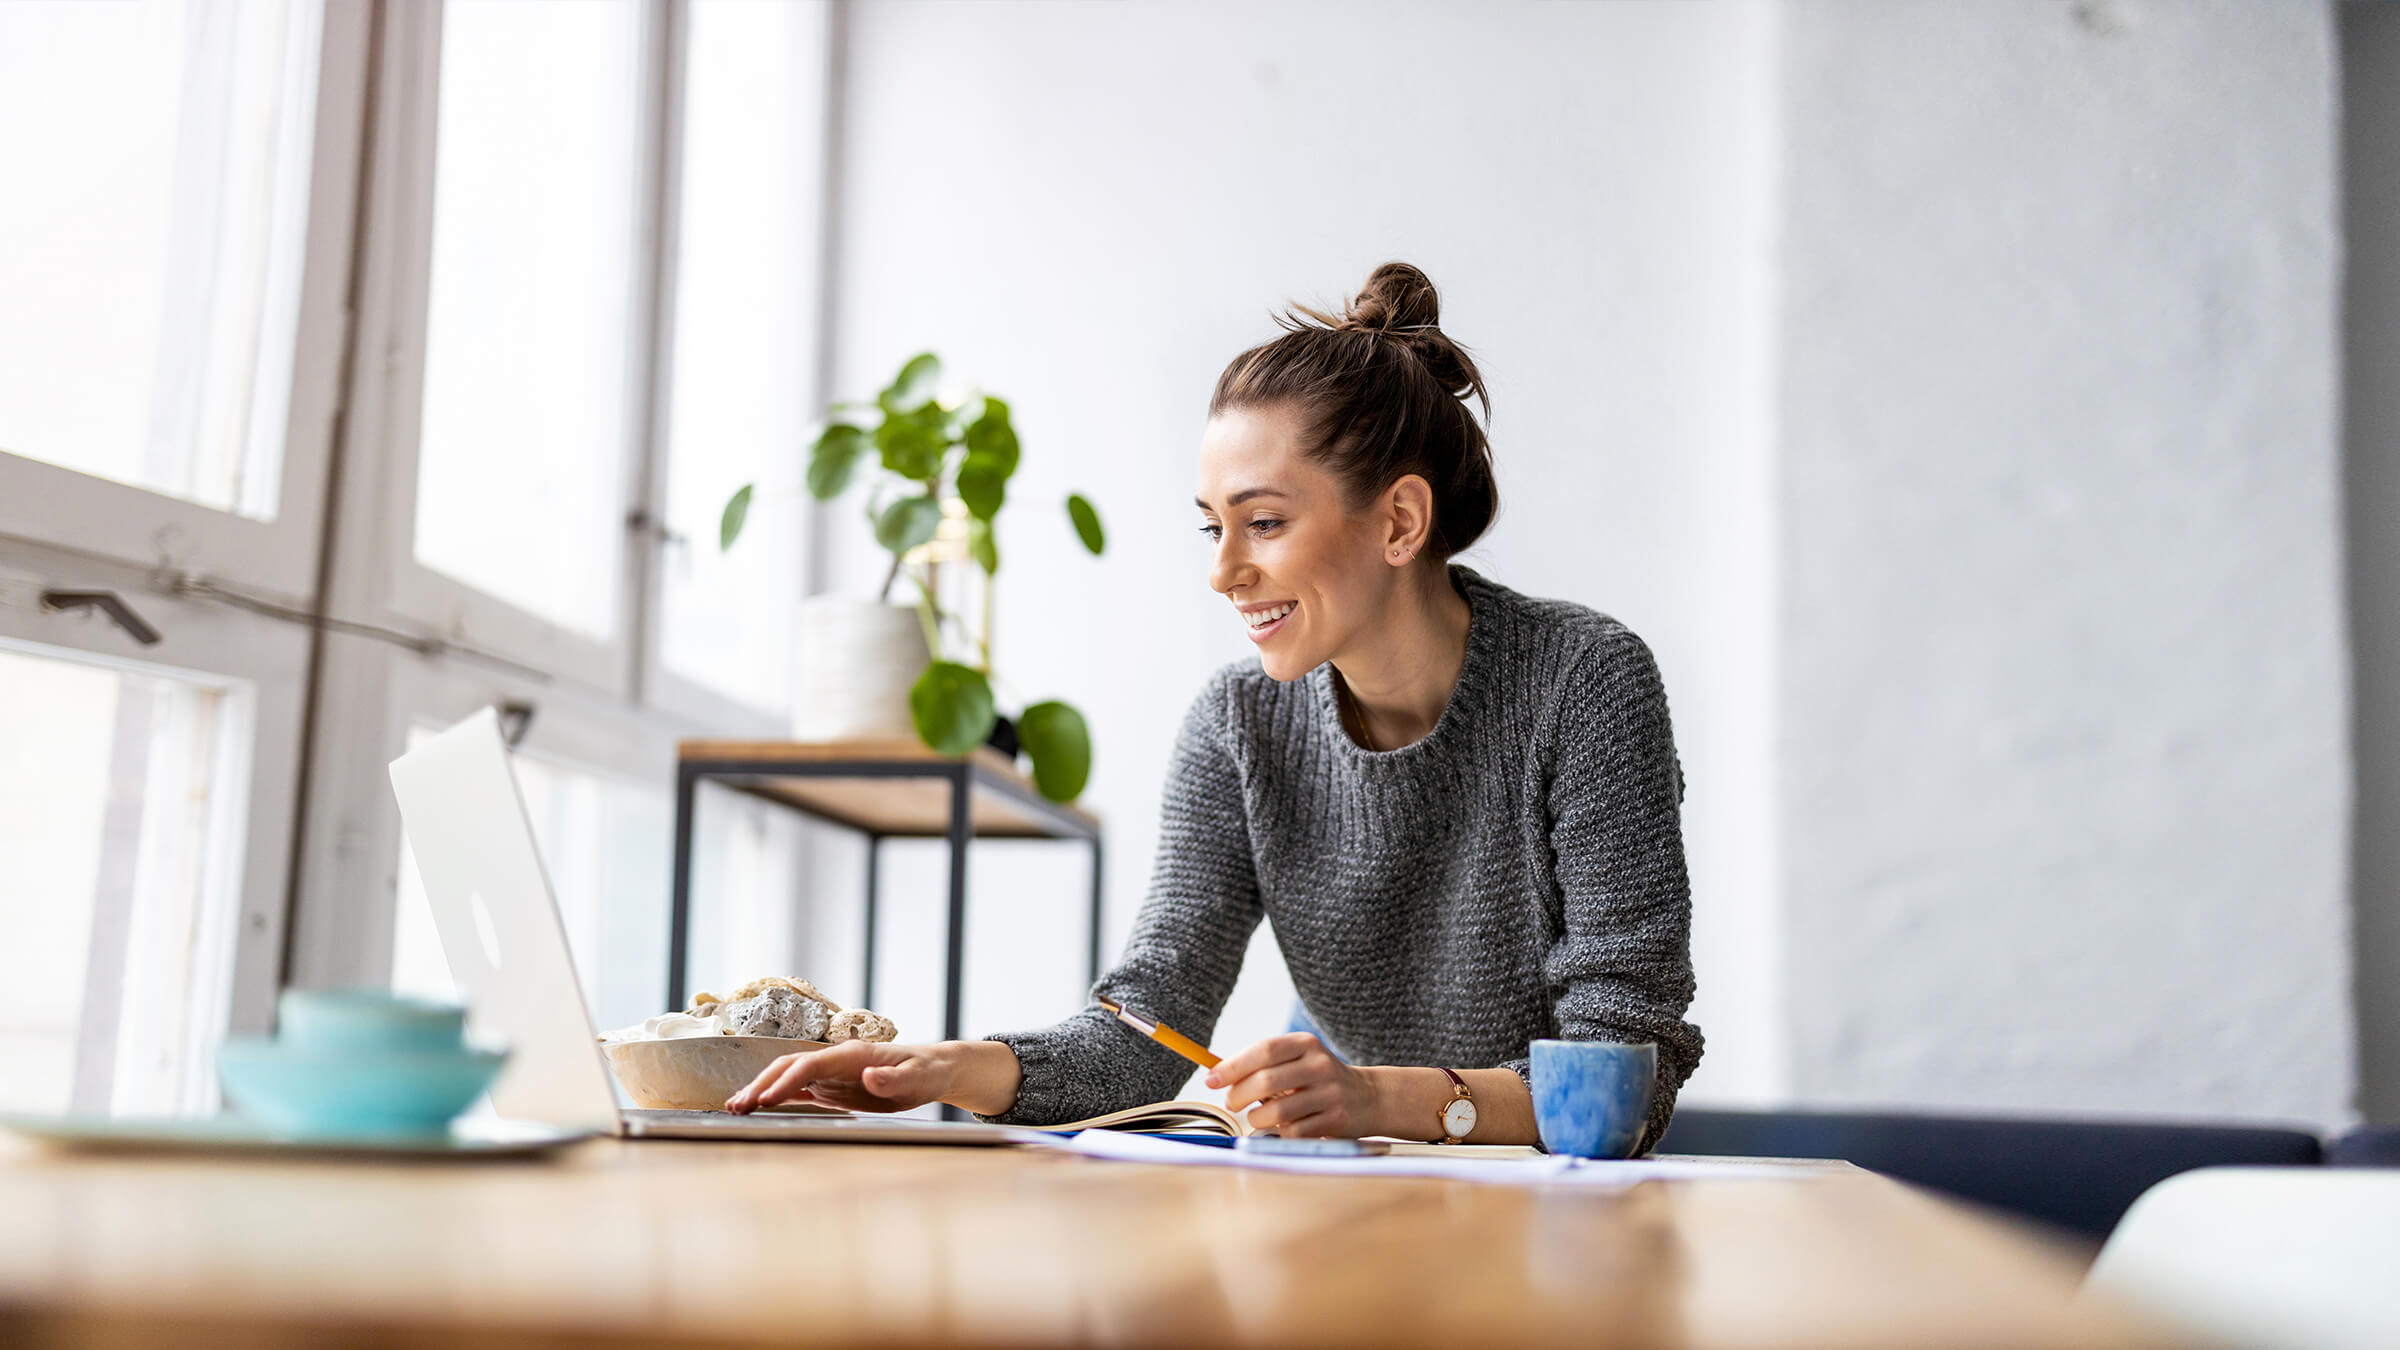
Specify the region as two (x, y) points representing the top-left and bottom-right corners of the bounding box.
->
(625, 1108), (850, 1124)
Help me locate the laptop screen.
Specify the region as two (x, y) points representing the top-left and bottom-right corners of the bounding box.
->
(388, 707), (622, 1134)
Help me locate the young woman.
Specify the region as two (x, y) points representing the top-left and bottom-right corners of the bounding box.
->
(728, 262), (1702, 1152)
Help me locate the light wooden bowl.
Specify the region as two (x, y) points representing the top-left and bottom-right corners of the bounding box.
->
(603, 1035), (833, 1111)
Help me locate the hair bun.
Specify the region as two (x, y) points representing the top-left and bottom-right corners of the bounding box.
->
(1349, 261), (1441, 332)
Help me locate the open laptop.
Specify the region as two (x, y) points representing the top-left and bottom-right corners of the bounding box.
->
(387, 706), (1043, 1146)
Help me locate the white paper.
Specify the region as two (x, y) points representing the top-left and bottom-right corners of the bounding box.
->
(1056, 1130), (1820, 1186)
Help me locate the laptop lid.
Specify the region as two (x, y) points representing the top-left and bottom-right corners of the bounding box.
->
(387, 707), (622, 1136)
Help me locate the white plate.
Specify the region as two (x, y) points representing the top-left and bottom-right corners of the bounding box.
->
(0, 1112), (599, 1159)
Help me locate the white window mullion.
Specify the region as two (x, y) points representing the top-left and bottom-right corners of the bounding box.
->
(143, 0), (242, 495)
(282, 0), (446, 995)
(623, 0), (684, 709)
(63, 684), (157, 1111)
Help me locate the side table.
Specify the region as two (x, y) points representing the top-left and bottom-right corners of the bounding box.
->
(669, 738), (1104, 1047)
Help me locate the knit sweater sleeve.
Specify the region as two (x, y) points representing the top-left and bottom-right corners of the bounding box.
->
(1503, 629), (1704, 1156)
(975, 669), (1264, 1126)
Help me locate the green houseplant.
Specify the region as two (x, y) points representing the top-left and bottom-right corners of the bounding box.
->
(719, 352), (1104, 804)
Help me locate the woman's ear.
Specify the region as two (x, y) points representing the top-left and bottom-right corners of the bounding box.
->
(1382, 474), (1435, 565)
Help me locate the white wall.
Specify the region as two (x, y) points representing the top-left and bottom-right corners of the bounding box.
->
(1776, 0), (2354, 1124)
(811, 0), (1786, 1102)
(2342, 0), (2400, 1125)
(800, 0), (2362, 1127)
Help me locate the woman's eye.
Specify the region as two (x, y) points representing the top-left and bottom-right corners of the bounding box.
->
(1196, 519), (1281, 540)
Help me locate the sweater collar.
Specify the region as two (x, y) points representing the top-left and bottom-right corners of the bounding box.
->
(1315, 562), (1501, 761)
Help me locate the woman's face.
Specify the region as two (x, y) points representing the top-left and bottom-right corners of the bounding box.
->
(1195, 404), (1396, 682)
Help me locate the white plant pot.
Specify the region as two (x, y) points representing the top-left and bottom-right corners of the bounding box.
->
(789, 595), (931, 742)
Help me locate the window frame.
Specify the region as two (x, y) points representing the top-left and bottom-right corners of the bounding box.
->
(288, 0), (825, 993)
(2, 0), (836, 1095)
(0, 538), (313, 1054)
(0, 0), (372, 606)
(0, 0), (374, 1084)
(342, 0), (664, 697)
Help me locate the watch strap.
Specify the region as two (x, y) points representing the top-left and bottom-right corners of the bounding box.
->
(1436, 1067), (1473, 1144)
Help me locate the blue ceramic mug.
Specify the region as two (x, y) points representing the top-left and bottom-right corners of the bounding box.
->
(1530, 1039), (1656, 1159)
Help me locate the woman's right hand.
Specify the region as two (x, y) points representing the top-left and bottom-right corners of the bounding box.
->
(724, 1038), (1022, 1117)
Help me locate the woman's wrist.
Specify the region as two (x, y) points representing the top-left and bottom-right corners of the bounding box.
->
(1360, 1064), (1537, 1144)
(1359, 1065), (1448, 1140)
(937, 1039), (1024, 1117)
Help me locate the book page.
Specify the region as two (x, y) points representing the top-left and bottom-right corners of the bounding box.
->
(1060, 1130), (1830, 1185)
(1031, 1099), (1245, 1136)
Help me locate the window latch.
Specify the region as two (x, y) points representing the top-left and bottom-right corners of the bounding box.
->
(497, 699), (536, 749)
(625, 508), (688, 550)
(41, 589), (162, 646)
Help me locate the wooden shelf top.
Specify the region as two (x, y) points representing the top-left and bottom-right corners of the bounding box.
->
(677, 736), (1100, 838)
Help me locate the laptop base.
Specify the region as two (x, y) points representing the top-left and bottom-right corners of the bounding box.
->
(619, 1108), (1045, 1146)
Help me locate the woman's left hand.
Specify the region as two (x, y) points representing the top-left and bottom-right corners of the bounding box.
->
(1206, 1032), (1378, 1138)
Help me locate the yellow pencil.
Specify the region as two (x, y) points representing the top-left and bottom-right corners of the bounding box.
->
(1097, 995), (1221, 1070)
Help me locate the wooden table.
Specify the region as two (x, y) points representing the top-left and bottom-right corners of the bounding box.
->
(0, 1134), (2174, 1348)
(670, 738), (1105, 1042)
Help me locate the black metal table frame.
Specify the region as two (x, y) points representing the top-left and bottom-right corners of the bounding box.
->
(667, 756), (1104, 1049)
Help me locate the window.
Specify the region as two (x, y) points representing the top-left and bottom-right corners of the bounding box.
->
(653, 0), (825, 716)
(0, 0), (321, 518)
(338, 0), (829, 1032)
(0, 0), (350, 1117)
(410, 0), (646, 640)
(0, 643), (251, 1116)
(0, 0), (832, 1119)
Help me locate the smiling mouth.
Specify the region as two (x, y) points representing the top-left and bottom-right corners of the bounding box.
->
(1243, 601), (1296, 641)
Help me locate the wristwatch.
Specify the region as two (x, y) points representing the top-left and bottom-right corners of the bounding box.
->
(1435, 1068), (1477, 1144)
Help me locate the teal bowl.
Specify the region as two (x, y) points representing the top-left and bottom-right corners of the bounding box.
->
(278, 989), (469, 1053)
(216, 1039), (507, 1138)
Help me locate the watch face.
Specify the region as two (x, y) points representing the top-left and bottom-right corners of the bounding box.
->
(1442, 1097), (1477, 1139)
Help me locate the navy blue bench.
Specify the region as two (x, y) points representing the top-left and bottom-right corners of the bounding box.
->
(1654, 1106), (2323, 1245)
(2327, 1125), (2400, 1167)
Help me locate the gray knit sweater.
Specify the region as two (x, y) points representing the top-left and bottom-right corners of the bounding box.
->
(980, 563), (1702, 1152)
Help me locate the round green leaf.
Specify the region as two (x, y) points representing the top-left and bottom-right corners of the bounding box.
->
(1017, 700), (1092, 802)
(1066, 493), (1105, 555)
(719, 484), (754, 551)
(968, 515), (999, 575)
(957, 451), (1009, 520)
(806, 424), (870, 499)
(884, 352), (942, 412)
(876, 408), (947, 481)
(964, 412), (1019, 477)
(910, 661), (996, 757)
(874, 495), (943, 553)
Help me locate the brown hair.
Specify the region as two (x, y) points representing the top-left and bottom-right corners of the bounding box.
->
(1208, 261), (1497, 561)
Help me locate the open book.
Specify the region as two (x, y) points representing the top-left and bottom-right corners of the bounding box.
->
(1025, 1099), (1249, 1137)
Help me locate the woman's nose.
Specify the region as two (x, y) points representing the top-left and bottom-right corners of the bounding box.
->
(1209, 537), (1249, 596)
